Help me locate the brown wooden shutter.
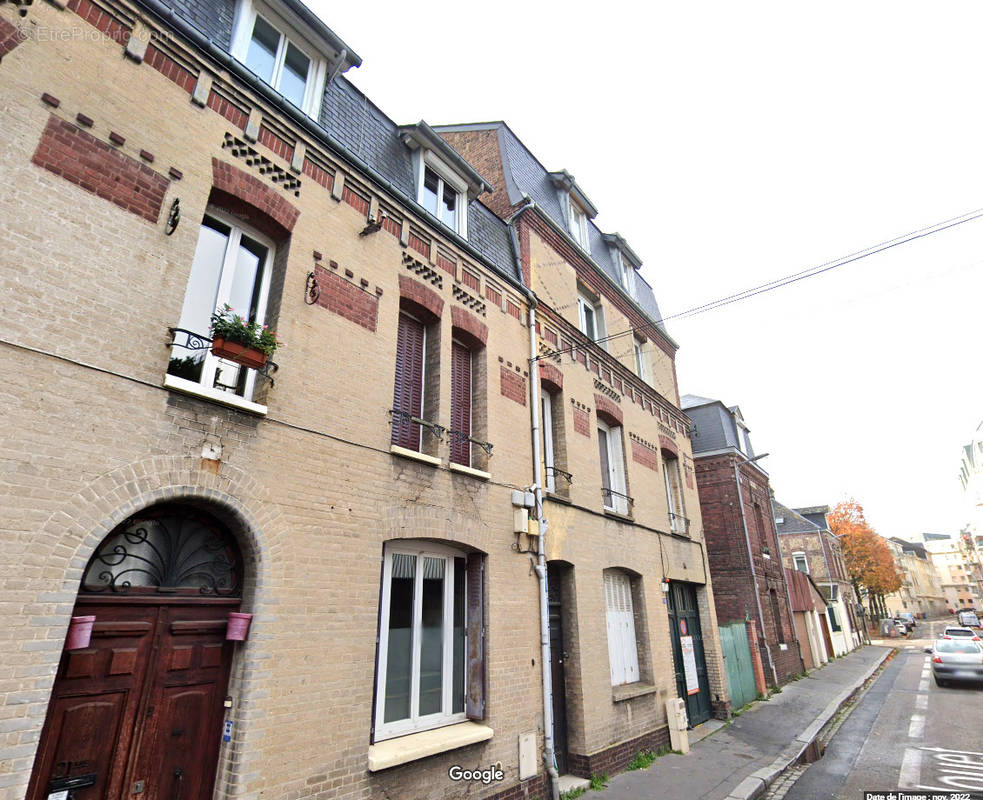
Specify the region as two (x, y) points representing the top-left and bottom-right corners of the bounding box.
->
(392, 313), (424, 449)
(450, 341), (472, 466)
(465, 553), (485, 720)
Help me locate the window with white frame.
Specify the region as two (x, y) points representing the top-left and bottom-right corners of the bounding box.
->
(373, 542), (485, 741)
(167, 213), (274, 403)
(793, 552), (809, 573)
(614, 249), (636, 298)
(577, 291), (605, 349)
(598, 420), (628, 515)
(414, 152), (467, 237)
(827, 604), (841, 632)
(663, 451), (686, 533)
(542, 389), (557, 493)
(567, 196), (590, 251)
(230, 0), (327, 117)
(633, 340), (647, 382)
(605, 570), (639, 686)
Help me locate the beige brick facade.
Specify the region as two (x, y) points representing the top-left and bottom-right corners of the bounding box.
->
(0, 1), (727, 798)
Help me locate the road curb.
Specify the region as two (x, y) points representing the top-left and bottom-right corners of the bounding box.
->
(723, 647), (894, 800)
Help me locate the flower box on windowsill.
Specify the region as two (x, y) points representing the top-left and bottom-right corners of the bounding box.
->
(211, 338), (268, 370)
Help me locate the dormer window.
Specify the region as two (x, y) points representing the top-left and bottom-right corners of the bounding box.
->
(604, 233), (642, 301)
(549, 170), (598, 254)
(421, 165), (461, 232)
(229, 0), (359, 119)
(567, 198), (590, 251)
(577, 289), (606, 350)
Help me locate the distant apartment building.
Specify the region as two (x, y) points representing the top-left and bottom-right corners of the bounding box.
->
(920, 533), (982, 613)
(884, 538), (947, 618)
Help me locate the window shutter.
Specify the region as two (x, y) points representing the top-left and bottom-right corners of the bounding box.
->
(465, 553), (485, 719)
(598, 427), (611, 506)
(605, 572), (638, 685)
(392, 313), (424, 449)
(450, 341), (472, 466)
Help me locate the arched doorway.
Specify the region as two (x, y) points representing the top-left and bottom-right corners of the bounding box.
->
(27, 503), (245, 800)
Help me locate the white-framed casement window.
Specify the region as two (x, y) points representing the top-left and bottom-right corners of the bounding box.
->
(230, 0), (327, 117)
(374, 542), (485, 741)
(663, 452), (686, 533)
(542, 389), (556, 493)
(792, 552), (809, 574)
(166, 212), (274, 406)
(605, 570), (639, 686)
(566, 195), (590, 251)
(613, 248), (636, 298)
(577, 291), (605, 349)
(598, 420), (628, 515)
(414, 151), (468, 237)
(633, 340), (647, 382)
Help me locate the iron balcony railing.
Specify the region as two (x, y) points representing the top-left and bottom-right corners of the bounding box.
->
(669, 512), (691, 535)
(602, 488), (634, 513)
(167, 327), (279, 387)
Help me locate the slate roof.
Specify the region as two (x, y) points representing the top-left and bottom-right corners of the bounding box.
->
(773, 500), (821, 534)
(434, 122), (669, 335)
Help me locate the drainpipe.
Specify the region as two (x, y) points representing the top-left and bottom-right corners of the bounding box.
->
(733, 456), (779, 687)
(507, 203), (560, 800)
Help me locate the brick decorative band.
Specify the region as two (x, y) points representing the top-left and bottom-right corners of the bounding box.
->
(659, 435), (679, 457)
(398, 274), (443, 320)
(594, 393), (623, 426)
(32, 115), (169, 223)
(211, 158), (299, 232)
(631, 440), (660, 471)
(314, 265), (378, 332)
(567, 725), (670, 779)
(500, 367), (526, 406)
(573, 406), (591, 437)
(0, 16), (23, 59)
(451, 305), (488, 345)
(538, 362), (563, 391)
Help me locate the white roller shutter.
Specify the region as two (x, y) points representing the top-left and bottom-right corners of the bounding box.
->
(605, 571), (639, 685)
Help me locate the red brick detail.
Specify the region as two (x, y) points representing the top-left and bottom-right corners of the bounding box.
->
(544, 327), (558, 346)
(398, 274), (443, 319)
(659, 435), (679, 457)
(538, 362), (563, 391)
(631, 439), (660, 471)
(258, 125), (294, 162)
(567, 725), (671, 781)
(573, 407), (591, 437)
(408, 231), (429, 257)
(207, 89), (248, 130)
(451, 306), (487, 345)
(302, 157), (335, 192)
(485, 285), (502, 306)
(211, 158), (299, 232)
(32, 115), (169, 223)
(594, 393), (623, 426)
(506, 299), (521, 320)
(381, 215), (400, 237)
(314, 265), (378, 332)
(341, 184), (369, 215)
(67, 0), (130, 44)
(435, 252), (456, 275)
(500, 367), (527, 406)
(144, 44), (196, 94)
(461, 268), (480, 292)
(0, 16), (23, 58)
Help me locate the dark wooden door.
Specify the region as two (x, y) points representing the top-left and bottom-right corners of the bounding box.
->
(28, 601), (236, 800)
(666, 582), (712, 727)
(546, 564), (569, 775)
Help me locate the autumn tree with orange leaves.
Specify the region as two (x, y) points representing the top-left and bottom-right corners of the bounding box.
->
(828, 499), (902, 621)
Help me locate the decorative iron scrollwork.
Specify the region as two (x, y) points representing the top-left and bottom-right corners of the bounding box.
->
(165, 198), (181, 235)
(81, 505), (242, 596)
(447, 428), (493, 457)
(305, 271), (321, 305)
(389, 408), (445, 442)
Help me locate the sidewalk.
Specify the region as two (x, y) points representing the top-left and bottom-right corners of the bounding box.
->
(592, 645), (892, 800)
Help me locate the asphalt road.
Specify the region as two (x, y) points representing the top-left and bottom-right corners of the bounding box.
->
(782, 618), (983, 799)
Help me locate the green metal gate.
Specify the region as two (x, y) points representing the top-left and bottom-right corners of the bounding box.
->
(720, 622), (757, 711)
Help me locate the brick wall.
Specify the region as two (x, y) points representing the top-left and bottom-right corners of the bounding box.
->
(500, 365), (527, 405)
(313, 263), (379, 332)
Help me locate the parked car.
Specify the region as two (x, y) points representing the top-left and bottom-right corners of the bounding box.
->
(925, 638), (983, 686)
(898, 612), (916, 631)
(943, 626), (981, 642)
(957, 610), (980, 628)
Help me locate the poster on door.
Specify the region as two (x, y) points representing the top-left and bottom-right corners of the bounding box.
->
(680, 635), (700, 695)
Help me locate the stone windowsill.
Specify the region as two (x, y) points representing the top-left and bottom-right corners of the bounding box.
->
(368, 722), (494, 772)
(163, 374), (268, 415)
(390, 445), (442, 467)
(448, 462), (491, 480)
(612, 682), (659, 703)
(603, 509), (634, 522)
(544, 492), (572, 505)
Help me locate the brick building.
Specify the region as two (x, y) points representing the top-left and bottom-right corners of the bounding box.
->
(774, 503), (861, 654)
(681, 396), (803, 688)
(0, 1), (726, 799)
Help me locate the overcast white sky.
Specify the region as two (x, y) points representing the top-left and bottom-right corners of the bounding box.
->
(313, 1), (983, 541)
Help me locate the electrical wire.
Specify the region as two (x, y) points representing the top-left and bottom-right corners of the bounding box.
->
(536, 206), (983, 361)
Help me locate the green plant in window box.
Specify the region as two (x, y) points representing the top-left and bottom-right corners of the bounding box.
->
(209, 304), (281, 369)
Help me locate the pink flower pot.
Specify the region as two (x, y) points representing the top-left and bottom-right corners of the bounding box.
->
(226, 612), (253, 641)
(65, 615), (96, 650)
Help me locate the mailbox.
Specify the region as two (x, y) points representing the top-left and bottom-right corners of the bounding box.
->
(48, 772), (97, 798)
